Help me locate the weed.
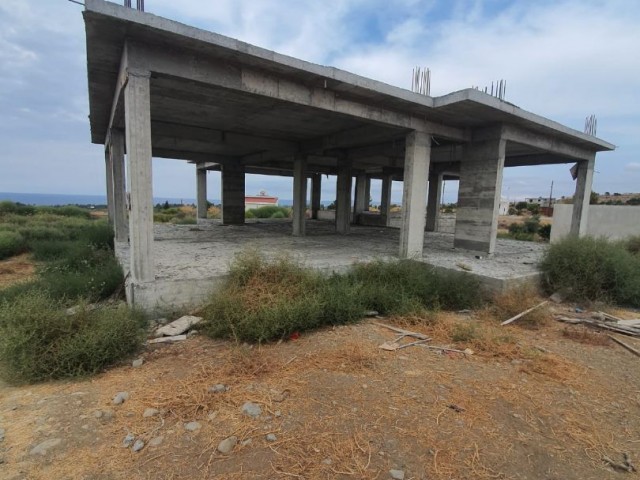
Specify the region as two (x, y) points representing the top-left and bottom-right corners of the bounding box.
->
(0, 231), (25, 260)
(0, 291), (145, 383)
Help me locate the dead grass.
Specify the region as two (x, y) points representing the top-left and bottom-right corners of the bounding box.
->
(0, 253), (35, 288)
(562, 326), (612, 346)
(479, 286), (552, 328)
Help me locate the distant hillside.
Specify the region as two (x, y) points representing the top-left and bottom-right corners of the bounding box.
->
(597, 192), (640, 205)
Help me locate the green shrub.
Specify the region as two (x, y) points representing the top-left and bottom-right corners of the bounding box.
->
(538, 224), (551, 241)
(170, 216), (197, 225)
(0, 201), (36, 216)
(18, 225), (69, 242)
(245, 210), (256, 219)
(247, 206), (290, 219)
(0, 291), (145, 383)
(201, 253), (482, 343)
(0, 231), (25, 260)
(76, 222), (114, 249)
(270, 211), (286, 219)
(35, 205), (91, 219)
(29, 240), (80, 261)
(625, 236), (640, 256)
(540, 236), (640, 307)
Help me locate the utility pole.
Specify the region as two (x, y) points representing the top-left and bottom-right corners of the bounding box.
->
(548, 181), (554, 208)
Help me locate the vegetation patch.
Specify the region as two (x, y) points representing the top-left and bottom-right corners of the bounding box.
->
(540, 236), (640, 307)
(201, 252), (482, 343)
(0, 291), (145, 383)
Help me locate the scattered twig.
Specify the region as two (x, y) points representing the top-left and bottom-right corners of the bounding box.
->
(598, 311), (625, 322)
(448, 404), (465, 413)
(604, 454), (636, 473)
(419, 345), (469, 355)
(396, 339), (430, 350)
(608, 335), (640, 358)
(501, 301), (548, 326)
(372, 322), (430, 340)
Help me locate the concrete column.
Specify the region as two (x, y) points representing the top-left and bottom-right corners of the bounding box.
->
(335, 159), (352, 234)
(353, 173), (367, 223)
(399, 132), (431, 259)
(311, 173), (321, 220)
(380, 174), (392, 227)
(105, 148), (115, 225)
(426, 172), (443, 232)
(111, 129), (128, 242)
(292, 155), (307, 236)
(221, 163), (245, 225)
(124, 72), (154, 282)
(196, 167), (208, 219)
(570, 156), (595, 236)
(364, 176), (371, 212)
(454, 137), (506, 253)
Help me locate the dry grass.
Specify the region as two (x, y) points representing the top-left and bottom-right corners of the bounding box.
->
(562, 326), (612, 346)
(0, 253), (35, 288)
(479, 286), (552, 328)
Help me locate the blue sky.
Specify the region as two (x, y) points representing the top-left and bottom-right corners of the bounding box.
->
(0, 0), (638, 204)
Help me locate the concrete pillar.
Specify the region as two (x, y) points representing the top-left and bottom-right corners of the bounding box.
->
(364, 176), (371, 212)
(111, 129), (128, 242)
(292, 156), (307, 236)
(311, 173), (322, 220)
(335, 159), (352, 234)
(426, 172), (443, 232)
(380, 174), (392, 227)
(453, 137), (506, 253)
(221, 163), (245, 225)
(399, 132), (431, 259)
(353, 173), (367, 222)
(196, 167), (208, 219)
(570, 156), (595, 236)
(124, 72), (154, 282)
(105, 148), (115, 225)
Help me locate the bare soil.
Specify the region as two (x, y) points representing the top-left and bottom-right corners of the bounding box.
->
(1, 304), (639, 479)
(0, 254), (35, 288)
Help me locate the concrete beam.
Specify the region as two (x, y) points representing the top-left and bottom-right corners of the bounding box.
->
(399, 132), (431, 258)
(104, 43), (129, 144)
(570, 156), (595, 236)
(292, 156), (307, 236)
(335, 159), (352, 234)
(454, 137), (506, 253)
(110, 129), (128, 242)
(124, 71), (154, 283)
(221, 163), (245, 225)
(126, 42), (468, 140)
(311, 173), (321, 220)
(426, 172), (443, 232)
(196, 167), (207, 219)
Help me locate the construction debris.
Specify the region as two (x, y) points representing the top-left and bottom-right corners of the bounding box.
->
(607, 335), (640, 358)
(148, 335), (187, 344)
(372, 323), (430, 340)
(154, 315), (202, 337)
(501, 301), (549, 326)
(555, 314), (640, 337)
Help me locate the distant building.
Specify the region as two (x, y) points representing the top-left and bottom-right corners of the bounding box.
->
(245, 191), (278, 210)
(499, 198), (510, 215)
(525, 197), (556, 207)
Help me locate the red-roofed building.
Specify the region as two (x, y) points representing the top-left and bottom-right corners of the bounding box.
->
(245, 191), (279, 210)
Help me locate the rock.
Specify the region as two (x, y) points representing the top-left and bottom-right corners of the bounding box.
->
(143, 408), (160, 418)
(155, 315), (202, 337)
(0, 428), (5, 442)
(575, 307), (585, 313)
(149, 436), (164, 447)
(242, 402), (262, 418)
(217, 436), (237, 454)
(208, 384), (228, 394)
(364, 310), (379, 317)
(132, 439), (145, 452)
(184, 421), (201, 432)
(148, 335), (187, 344)
(549, 292), (564, 304)
(30, 438), (62, 456)
(265, 433), (277, 442)
(101, 409), (115, 421)
(241, 439), (253, 447)
(112, 391), (130, 405)
(390, 469), (405, 480)
(132, 358), (144, 368)
(122, 433), (135, 448)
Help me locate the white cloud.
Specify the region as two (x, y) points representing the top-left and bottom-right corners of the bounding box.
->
(625, 162), (640, 172)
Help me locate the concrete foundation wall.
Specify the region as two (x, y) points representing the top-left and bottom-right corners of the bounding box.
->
(551, 205), (640, 242)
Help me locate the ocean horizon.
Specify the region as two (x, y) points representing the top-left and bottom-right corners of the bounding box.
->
(0, 192), (300, 207)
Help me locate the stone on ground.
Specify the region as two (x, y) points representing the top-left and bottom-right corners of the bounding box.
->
(217, 436), (237, 454)
(241, 402), (262, 418)
(112, 391), (130, 405)
(132, 358), (144, 368)
(132, 439), (145, 452)
(390, 469), (405, 479)
(155, 315), (202, 337)
(184, 421), (201, 432)
(30, 438), (62, 456)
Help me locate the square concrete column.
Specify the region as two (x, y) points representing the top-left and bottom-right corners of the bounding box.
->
(221, 163), (245, 225)
(124, 72), (154, 283)
(292, 155), (307, 236)
(335, 159), (352, 234)
(110, 129), (128, 242)
(570, 155), (595, 236)
(380, 173), (392, 227)
(454, 137), (506, 253)
(426, 172), (443, 232)
(105, 148), (115, 225)
(399, 132), (431, 258)
(364, 176), (371, 212)
(311, 173), (322, 220)
(196, 166), (208, 219)
(353, 173), (367, 223)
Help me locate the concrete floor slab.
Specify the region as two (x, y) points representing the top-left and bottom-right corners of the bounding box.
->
(116, 220), (547, 312)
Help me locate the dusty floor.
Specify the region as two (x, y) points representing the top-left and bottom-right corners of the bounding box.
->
(1, 306), (639, 480)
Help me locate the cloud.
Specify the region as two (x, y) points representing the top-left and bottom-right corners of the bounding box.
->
(626, 162), (640, 172)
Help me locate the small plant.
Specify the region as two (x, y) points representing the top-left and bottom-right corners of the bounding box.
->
(0, 231), (25, 260)
(0, 291), (146, 383)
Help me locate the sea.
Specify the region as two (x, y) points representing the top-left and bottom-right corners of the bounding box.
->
(0, 192), (296, 207)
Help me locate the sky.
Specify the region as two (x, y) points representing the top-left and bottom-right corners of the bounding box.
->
(0, 0), (638, 204)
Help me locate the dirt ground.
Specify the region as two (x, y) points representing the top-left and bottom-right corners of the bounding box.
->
(0, 254), (34, 288)
(1, 303), (640, 480)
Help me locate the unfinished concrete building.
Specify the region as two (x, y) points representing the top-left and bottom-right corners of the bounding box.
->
(84, 0), (614, 311)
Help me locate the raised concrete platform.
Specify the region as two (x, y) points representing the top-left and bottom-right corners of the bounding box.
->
(115, 220), (546, 313)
